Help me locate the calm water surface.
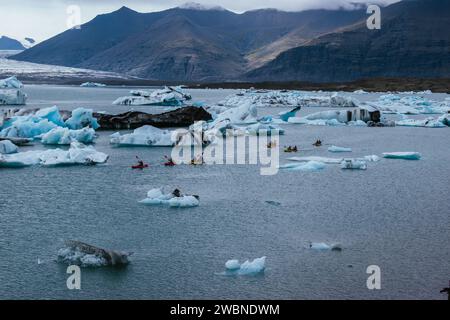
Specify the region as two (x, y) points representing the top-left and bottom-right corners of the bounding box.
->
(0, 86), (449, 299)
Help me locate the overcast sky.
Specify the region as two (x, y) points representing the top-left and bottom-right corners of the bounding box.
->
(0, 0), (399, 42)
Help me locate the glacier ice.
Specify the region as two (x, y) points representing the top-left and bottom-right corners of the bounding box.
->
(139, 188), (199, 208)
(40, 127), (96, 145)
(280, 161), (326, 172)
(110, 125), (174, 147)
(65, 108), (100, 130)
(0, 89), (27, 105)
(382, 152), (421, 160)
(80, 82), (106, 87)
(0, 140), (18, 154)
(113, 86), (190, 106)
(224, 256), (266, 275)
(0, 142), (108, 167)
(340, 159), (367, 170)
(310, 242), (342, 251)
(0, 76), (23, 89)
(328, 145), (352, 153)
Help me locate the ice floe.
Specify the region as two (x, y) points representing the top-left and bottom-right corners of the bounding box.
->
(0, 140), (18, 154)
(0, 142), (108, 167)
(288, 156), (344, 164)
(40, 127), (96, 145)
(57, 240), (131, 267)
(80, 82), (106, 87)
(139, 188), (199, 208)
(340, 159), (367, 170)
(382, 152), (421, 160)
(113, 86), (191, 106)
(328, 145), (352, 152)
(65, 108), (100, 130)
(224, 256), (266, 275)
(280, 161), (326, 172)
(396, 117), (447, 128)
(288, 107), (379, 126)
(370, 94), (450, 115)
(310, 242), (342, 251)
(219, 90), (358, 108)
(110, 125), (174, 147)
(0, 76), (23, 89)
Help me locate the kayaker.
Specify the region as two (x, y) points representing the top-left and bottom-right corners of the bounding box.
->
(172, 189), (182, 197)
(135, 156), (145, 167)
(313, 139), (322, 147)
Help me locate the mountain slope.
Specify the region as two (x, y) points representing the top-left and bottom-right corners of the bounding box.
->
(246, 0), (450, 82)
(11, 5), (367, 81)
(0, 36), (26, 50)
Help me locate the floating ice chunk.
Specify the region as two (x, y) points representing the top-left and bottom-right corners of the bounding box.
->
(40, 127), (96, 145)
(225, 259), (241, 271)
(238, 257), (266, 275)
(0, 142), (108, 167)
(347, 120), (367, 126)
(328, 145), (352, 153)
(80, 82), (106, 87)
(438, 114), (450, 126)
(245, 122), (285, 135)
(169, 196), (200, 208)
(110, 125), (174, 147)
(0, 76), (23, 89)
(0, 89), (27, 105)
(279, 106), (301, 122)
(65, 108), (100, 130)
(362, 155), (380, 162)
(0, 140), (18, 154)
(113, 86), (189, 106)
(340, 159), (367, 170)
(280, 161), (325, 172)
(211, 103), (258, 126)
(35, 106), (65, 126)
(310, 242), (342, 251)
(57, 240), (131, 267)
(224, 257), (266, 275)
(396, 118), (446, 128)
(288, 156), (343, 164)
(0, 117), (57, 138)
(382, 152), (421, 160)
(139, 188), (199, 208)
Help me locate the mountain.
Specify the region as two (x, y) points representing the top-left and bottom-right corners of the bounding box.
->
(0, 36), (26, 50)
(246, 0), (450, 82)
(11, 4), (366, 81)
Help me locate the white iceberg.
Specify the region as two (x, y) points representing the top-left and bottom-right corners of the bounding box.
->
(0, 76), (23, 89)
(0, 89), (27, 105)
(382, 152), (421, 160)
(113, 86), (190, 106)
(224, 256), (266, 275)
(0, 140), (18, 154)
(310, 242), (342, 251)
(80, 82), (106, 88)
(110, 125), (174, 147)
(280, 161), (325, 172)
(340, 159), (367, 170)
(40, 127), (96, 145)
(65, 108), (100, 130)
(0, 142), (108, 167)
(396, 118), (446, 128)
(288, 156), (344, 164)
(328, 145), (352, 152)
(139, 188), (199, 208)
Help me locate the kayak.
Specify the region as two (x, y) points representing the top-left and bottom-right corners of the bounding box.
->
(164, 162), (175, 166)
(132, 164), (149, 169)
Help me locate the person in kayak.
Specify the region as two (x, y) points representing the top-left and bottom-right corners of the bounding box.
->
(172, 189), (182, 197)
(164, 155), (175, 166)
(313, 139), (322, 147)
(135, 156), (145, 167)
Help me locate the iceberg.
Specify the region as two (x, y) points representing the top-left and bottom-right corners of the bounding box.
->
(0, 140), (18, 154)
(310, 242), (342, 251)
(288, 107), (379, 126)
(0, 89), (27, 105)
(288, 156), (344, 164)
(0, 76), (23, 89)
(0, 117), (57, 138)
(40, 127), (96, 145)
(113, 86), (190, 106)
(280, 161), (325, 172)
(382, 152), (421, 160)
(80, 82), (106, 87)
(35, 106), (65, 127)
(65, 108), (100, 130)
(396, 118), (446, 128)
(57, 240), (131, 267)
(0, 142), (108, 167)
(224, 257), (266, 275)
(279, 106), (301, 122)
(110, 125), (174, 147)
(328, 145), (352, 153)
(340, 159), (367, 170)
(139, 188), (199, 208)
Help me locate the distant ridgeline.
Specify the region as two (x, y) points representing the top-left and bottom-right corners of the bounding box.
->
(10, 0), (450, 82)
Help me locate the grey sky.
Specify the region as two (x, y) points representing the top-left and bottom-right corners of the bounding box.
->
(0, 0), (399, 42)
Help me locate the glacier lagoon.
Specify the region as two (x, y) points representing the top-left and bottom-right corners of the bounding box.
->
(0, 85), (449, 299)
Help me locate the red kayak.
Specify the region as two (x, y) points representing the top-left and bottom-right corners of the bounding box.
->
(164, 161), (175, 166)
(132, 164), (149, 169)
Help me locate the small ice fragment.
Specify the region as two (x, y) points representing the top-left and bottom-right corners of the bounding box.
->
(340, 159), (367, 170)
(225, 259), (241, 271)
(382, 152), (421, 160)
(328, 145), (352, 152)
